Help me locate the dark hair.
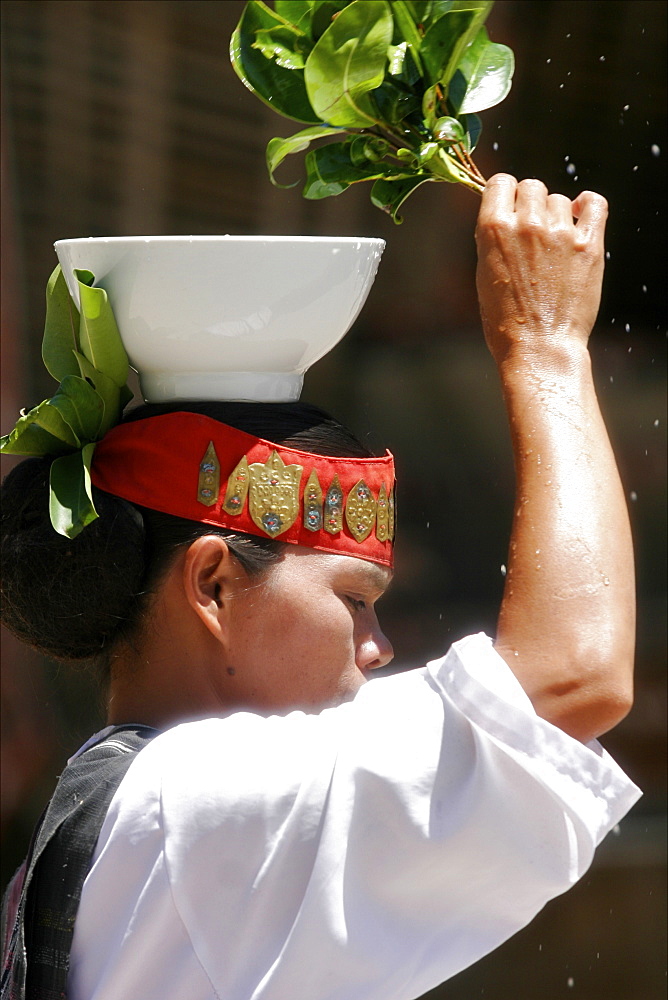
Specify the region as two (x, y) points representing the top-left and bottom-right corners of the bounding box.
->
(1, 401), (373, 669)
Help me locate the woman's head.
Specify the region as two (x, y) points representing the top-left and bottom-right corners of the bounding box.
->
(1, 401), (393, 711)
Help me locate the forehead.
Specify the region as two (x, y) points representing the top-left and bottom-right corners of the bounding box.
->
(283, 547), (393, 590)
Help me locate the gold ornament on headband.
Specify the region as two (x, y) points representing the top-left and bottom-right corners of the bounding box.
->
(375, 482), (389, 542)
(388, 486), (396, 541)
(324, 475), (343, 535)
(197, 442), (220, 507)
(248, 450), (303, 537)
(345, 479), (377, 543)
(222, 455), (249, 515)
(303, 468), (323, 532)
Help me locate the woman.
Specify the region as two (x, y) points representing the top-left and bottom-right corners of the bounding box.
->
(1, 176), (640, 1000)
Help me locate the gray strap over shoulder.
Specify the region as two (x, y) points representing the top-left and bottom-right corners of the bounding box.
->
(1, 724), (158, 1000)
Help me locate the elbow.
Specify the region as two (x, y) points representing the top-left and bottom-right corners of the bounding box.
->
(536, 670), (634, 744)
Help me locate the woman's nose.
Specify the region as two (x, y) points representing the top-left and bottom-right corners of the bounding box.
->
(356, 620), (394, 672)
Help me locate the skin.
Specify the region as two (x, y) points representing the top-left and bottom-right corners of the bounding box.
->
(476, 175), (634, 741)
(107, 544), (394, 728)
(108, 174), (635, 745)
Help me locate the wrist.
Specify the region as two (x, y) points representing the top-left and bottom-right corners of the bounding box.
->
(495, 334), (592, 386)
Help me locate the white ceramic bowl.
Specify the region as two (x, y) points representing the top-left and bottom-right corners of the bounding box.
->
(54, 236), (385, 402)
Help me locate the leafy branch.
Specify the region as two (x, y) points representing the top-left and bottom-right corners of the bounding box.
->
(0, 266), (133, 537)
(230, 0), (514, 221)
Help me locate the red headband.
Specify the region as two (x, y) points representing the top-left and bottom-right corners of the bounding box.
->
(91, 413), (395, 566)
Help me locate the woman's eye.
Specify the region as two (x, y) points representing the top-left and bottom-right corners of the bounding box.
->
(346, 596), (367, 612)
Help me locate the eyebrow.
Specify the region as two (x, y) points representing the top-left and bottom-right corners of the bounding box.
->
(357, 563), (393, 593)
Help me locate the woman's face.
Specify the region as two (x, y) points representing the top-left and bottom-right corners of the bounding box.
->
(223, 547), (394, 713)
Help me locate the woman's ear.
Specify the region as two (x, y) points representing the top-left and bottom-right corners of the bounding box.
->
(182, 536), (247, 645)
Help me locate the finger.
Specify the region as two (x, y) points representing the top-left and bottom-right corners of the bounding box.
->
(547, 193), (574, 227)
(478, 173), (517, 226)
(572, 191), (608, 243)
(515, 178), (548, 222)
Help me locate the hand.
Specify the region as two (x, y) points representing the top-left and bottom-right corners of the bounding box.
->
(475, 174), (608, 365)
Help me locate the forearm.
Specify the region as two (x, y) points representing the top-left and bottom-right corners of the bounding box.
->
(495, 339), (635, 741)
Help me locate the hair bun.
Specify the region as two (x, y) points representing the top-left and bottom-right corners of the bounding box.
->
(1, 457), (147, 662)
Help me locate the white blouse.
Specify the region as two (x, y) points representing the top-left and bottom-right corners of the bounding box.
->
(69, 634), (641, 1000)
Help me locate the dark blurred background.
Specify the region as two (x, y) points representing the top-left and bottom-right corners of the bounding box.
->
(1, 2), (665, 997)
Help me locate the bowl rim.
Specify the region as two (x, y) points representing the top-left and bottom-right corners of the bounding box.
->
(54, 235), (386, 248)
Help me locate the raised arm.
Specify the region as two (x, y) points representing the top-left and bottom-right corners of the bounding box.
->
(475, 174), (635, 743)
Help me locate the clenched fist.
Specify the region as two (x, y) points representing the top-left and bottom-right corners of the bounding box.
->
(475, 174), (608, 365)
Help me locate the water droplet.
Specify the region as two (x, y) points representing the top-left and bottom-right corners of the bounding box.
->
(493, 141), (499, 151)
(627, 346), (632, 352)
(613, 824), (621, 836)
(535, 549), (541, 555)
(500, 564), (507, 577)
(633, 165), (639, 171)
(566, 163), (577, 176)
(605, 251), (611, 260)
(630, 491), (638, 502)
(546, 58), (551, 64)
(625, 322), (631, 332)
(567, 978), (575, 989)
(566, 33), (571, 38)
(651, 144), (660, 157)
(654, 419), (660, 427)
(642, 284), (648, 292)
(514, 650), (519, 657)
(609, 375), (614, 383)
(623, 104), (630, 111)
(599, 55), (606, 62)
(559, 83), (564, 89)
(603, 577), (610, 586)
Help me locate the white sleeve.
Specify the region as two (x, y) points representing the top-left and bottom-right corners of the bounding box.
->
(92, 634), (642, 1000)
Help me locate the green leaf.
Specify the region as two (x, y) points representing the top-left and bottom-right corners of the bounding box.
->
(424, 145), (472, 184)
(42, 265), (81, 381)
(266, 124), (347, 186)
(387, 41), (408, 76)
(370, 174), (432, 222)
(0, 397), (80, 455)
(230, 1), (321, 124)
(348, 134), (391, 165)
(459, 111), (482, 151)
(274, 0), (316, 34)
(404, 0), (440, 23)
(304, 0), (393, 127)
(433, 115), (465, 141)
(372, 77), (421, 124)
(252, 27), (307, 70)
(456, 28), (514, 113)
(49, 443), (98, 539)
(73, 351), (124, 436)
(303, 139), (414, 199)
(416, 140), (440, 164)
(422, 83), (439, 129)
(391, 2), (424, 75)
(311, 1), (352, 41)
(49, 375), (105, 443)
(421, 2), (492, 87)
(75, 272), (129, 388)
(0, 421), (67, 457)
